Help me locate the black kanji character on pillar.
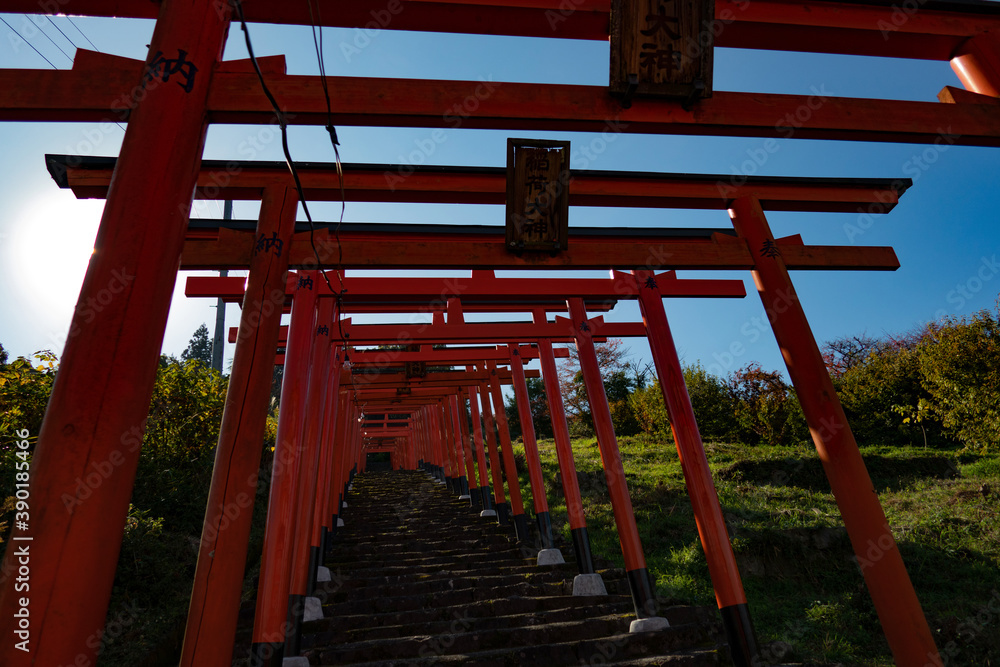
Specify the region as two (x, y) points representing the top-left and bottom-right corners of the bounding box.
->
(298, 275), (314, 290)
(144, 49), (199, 93)
(760, 239), (781, 258)
(644, 276), (658, 289)
(254, 232), (284, 257)
(511, 348), (520, 356)
(317, 325), (330, 336)
(579, 321), (591, 332)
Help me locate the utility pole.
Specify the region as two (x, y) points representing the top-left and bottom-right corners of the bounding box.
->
(211, 200), (232, 373)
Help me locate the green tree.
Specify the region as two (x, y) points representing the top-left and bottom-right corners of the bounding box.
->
(505, 377), (553, 440)
(727, 363), (805, 446)
(181, 323), (213, 366)
(834, 339), (931, 447)
(629, 364), (735, 442)
(918, 311), (1000, 453)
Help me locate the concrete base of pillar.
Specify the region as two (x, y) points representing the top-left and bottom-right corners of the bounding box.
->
(572, 573), (608, 597)
(629, 616), (670, 633)
(337, 518), (345, 527)
(536, 548), (565, 566)
(342, 501), (348, 508)
(282, 658), (310, 667)
(316, 566), (331, 583)
(459, 494), (471, 500)
(303, 596), (324, 622)
(479, 509), (497, 518)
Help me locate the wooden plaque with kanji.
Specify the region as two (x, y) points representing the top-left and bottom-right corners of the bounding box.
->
(610, 0), (715, 100)
(505, 139), (571, 253)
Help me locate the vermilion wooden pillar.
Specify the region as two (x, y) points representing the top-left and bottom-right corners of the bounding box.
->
(728, 196), (939, 666)
(532, 316), (597, 577)
(0, 3), (231, 664)
(329, 391), (350, 536)
(485, 363), (529, 542)
(457, 388), (482, 507)
(565, 299), (666, 629)
(468, 385), (496, 514)
(286, 298), (336, 657)
(181, 186), (298, 667)
(633, 270), (758, 665)
(451, 396), (466, 493)
(450, 393), (472, 498)
(317, 346), (344, 554)
(508, 348), (557, 551)
(477, 380), (509, 523)
(251, 272), (319, 665)
(951, 34), (1000, 97)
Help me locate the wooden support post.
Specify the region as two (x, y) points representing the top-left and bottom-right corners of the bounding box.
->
(181, 186), (298, 666)
(728, 196), (939, 666)
(534, 313), (596, 575)
(486, 362), (529, 542)
(329, 391), (350, 534)
(508, 347), (555, 550)
(458, 388), (482, 507)
(477, 379), (509, 523)
(565, 299), (664, 628)
(468, 385), (495, 513)
(286, 298), (336, 656)
(445, 397), (465, 495)
(952, 34), (1000, 97)
(0, 2), (231, 663)
(633, 270), (759, 664)
(317, 346), (344, 554)
(251, 272), (318, 665)
(450, 394), (471, 498)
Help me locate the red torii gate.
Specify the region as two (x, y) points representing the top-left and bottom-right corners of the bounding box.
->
(3, 1), (998, 665)
(191, 268), (755, 654)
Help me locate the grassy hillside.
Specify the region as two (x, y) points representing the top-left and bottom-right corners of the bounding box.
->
(512, 436), (1000, 666)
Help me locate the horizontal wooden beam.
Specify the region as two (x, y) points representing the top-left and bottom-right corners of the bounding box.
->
(6, 0), (999, 59)
(5, 55), (997, 145)
(185, 270), (746, 303)
(48, 154), (909, 213)
(188, 226), (900, 272)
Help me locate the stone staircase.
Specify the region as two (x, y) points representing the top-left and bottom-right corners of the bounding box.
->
(295, 469), (724, 666)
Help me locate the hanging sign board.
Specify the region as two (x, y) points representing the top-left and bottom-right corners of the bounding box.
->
(505, 139), (571, 254)
(610, 0), (715, 103)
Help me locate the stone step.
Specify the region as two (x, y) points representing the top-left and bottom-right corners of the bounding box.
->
(303, 602), (712, 648)
(308, 622), (718, 666)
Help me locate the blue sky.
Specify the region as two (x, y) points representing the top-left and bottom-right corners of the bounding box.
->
(1, 12), (998, 383)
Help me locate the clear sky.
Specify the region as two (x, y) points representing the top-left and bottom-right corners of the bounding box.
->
(1, 11), (999, 382)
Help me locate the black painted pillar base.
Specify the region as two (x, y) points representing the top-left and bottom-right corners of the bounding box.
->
(470, 486), (483, 508)
(285, 593), (305, 657)
(445, 475), (455, 493)
(535, 511), (555, 550)
(495, 501), (511, 525)
(329, 514), (339, 542)
(307, 545), (321, 594)
(249, 642), (284, 667)
(720, 602), (761, 667)
(481, 487), (494, 512)
(461, 476), (470, 496)
(457, 475), (468, 496)
(513, 512), (531, 542)
(321, 526), (331, 555)
(571, 526), (596, 575)
(626, 567), (658, 618)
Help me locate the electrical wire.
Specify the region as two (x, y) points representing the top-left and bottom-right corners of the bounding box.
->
(65, 16), (99, 51)
(28, 15), (74, 64)
(1, 16), (58, 68)
(44, 15), (79, 55)
(231, 0), (359, 393)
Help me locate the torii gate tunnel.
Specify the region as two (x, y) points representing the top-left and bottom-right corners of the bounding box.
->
(2, 1), (999, 666)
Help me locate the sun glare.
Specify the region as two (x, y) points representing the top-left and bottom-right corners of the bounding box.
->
(9, 193), (105, 337)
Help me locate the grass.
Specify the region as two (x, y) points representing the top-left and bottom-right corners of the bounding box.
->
(511, 436), (1000, 666)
